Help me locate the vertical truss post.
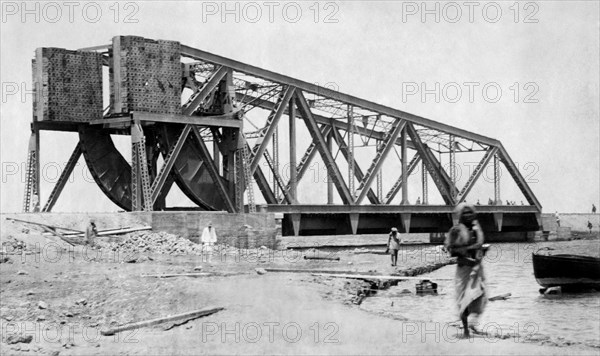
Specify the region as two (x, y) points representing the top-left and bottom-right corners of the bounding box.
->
(494, 153), (501, 205)
(131, 122), (152, 211)
(422, 161), (428, 204)
(348, 105), (355, 196)
(376, 170), (383, 202)
(400, 126), (409, 205)
(449, 134), (457, 200)
(273, 125), (280, 201)
(355, 120), (405, 204)
(288, 98), (298, 203)
(327, 130), (334, 204)
(295, 91), (353, 204)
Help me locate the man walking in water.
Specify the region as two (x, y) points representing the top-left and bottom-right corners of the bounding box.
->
(201, 222), (218, 263)
(386, 227), (402, 267)
(445, 204), (487, 338)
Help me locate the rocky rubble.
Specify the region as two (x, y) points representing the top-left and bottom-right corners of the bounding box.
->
(98, 231), (205, 255)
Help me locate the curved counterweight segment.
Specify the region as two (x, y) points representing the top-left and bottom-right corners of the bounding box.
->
(78, 125), (230, 212)
(78, 126), (132, 211)
(159, 124), (229, 211)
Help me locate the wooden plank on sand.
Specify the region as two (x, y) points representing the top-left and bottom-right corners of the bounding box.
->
(100, 307), (224, 336)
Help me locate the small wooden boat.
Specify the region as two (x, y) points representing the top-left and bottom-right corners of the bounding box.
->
(532, 248), (600, 290)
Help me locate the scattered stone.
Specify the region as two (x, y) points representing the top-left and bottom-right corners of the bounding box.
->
(0, 256), (11, 264)
(348, 262), (353, 265)
(37, 315), (46, 321)
(6, 334), (33, 344)
(17, 270), (28, 275)
(38, 301), (48, 309)
(255, 268), (267, 275)
(76, 298), (87, 306)
(193, 266), (203, 271)
(51, 351), (60, 356)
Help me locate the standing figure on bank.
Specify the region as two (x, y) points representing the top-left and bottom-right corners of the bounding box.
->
(387, 227), (402, 267)
(555, 211), (561, 227)
(588, 221), (593, 234)
(86, 219), (98, 247)
(445, 204), (487, 338)
(201, 222), (218, 263)
(593, 204), (597, 214)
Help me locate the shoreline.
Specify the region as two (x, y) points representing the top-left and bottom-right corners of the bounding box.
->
(1, 226), (598, 354)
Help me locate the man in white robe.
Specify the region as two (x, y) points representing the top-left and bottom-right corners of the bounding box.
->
(201, 222), (217, 262)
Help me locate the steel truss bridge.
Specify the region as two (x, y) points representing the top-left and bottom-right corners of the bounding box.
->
(23, 37), (542, 237)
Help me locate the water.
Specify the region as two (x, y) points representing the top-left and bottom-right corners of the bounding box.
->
(361, 239), (600, 347)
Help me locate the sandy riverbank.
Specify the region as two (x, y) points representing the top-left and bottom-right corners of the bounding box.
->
(1, 221), (598, 355)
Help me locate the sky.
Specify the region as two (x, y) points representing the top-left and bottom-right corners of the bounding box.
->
(1, 0), (599, 213)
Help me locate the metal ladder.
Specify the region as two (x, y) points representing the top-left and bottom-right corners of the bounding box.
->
(241, 143), (256, 213)
(22, 150), (36, 212)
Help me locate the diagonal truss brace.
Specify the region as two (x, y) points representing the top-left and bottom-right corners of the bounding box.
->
(241, 137), (278, 204)
(407, 123), (456, 205)
(149, 125), (192, 204)
(456, 146), (498, 203)
(496, 144), (542, 209)
(331, 127), (380, 204)
(42, 142), (82, 212)
(279, 124), (332, 203)
(183, 66), (228, 116)
(263, 150), (293, 204)
(250, 86), (295, 174)
(383, 154), (422, 204)
(355, 120), (406, 204)
(190, 126), (236, 212)
(295, 91), (354, 205)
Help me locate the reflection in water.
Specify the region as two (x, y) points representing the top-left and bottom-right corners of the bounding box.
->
(361, 240), (600, 347)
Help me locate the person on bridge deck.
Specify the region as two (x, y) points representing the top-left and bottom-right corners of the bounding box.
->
(445, 204), (487, 338)
(593, 204), (597, 214)
(201, 222), (218, 263)
(387, 227), (402, 267)
(85, 219), (97, 247)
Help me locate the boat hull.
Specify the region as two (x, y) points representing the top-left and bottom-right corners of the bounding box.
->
(532, 253), (600, 289)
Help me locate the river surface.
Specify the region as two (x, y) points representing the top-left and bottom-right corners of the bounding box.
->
(361, 239), (600, 347)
